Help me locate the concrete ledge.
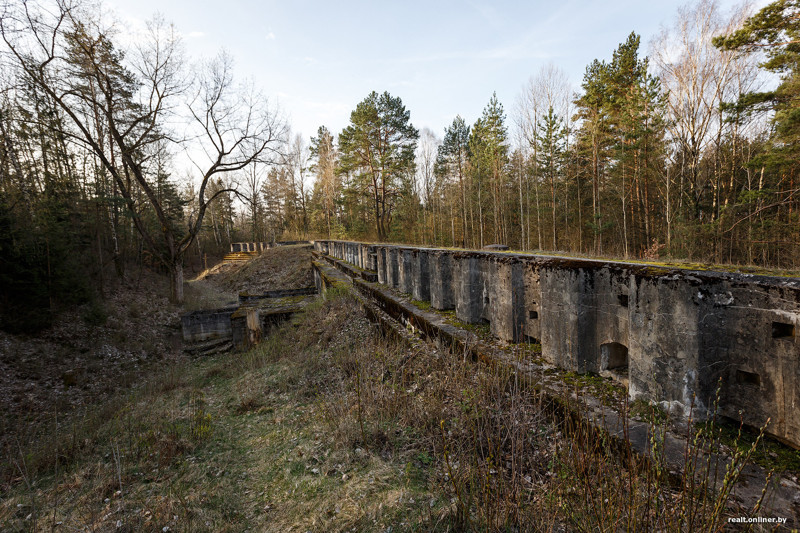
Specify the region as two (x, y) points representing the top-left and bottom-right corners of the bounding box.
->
(345, 274), (800, 527)
(180, 306), (238, 342)
(314, 240), (800, 450)
(238, 287), (317, 304)
(313, 250), (378, 282)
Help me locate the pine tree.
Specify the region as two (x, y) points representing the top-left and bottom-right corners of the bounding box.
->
(309, 126), (339, 238)
(469, 93), (508, 246)
(435, 116), (470, 246)
(338, 91), (418, 241)
(536, 107), (568, 250)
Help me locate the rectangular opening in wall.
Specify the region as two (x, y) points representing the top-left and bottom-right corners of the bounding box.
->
(736, 369), (761, 387)
(524, 335), (540, 345)
(618, 294), (629, 307)
(772, 321), (794, 338)
(529, 310), (538, 320)
(601, 342), (628, 372)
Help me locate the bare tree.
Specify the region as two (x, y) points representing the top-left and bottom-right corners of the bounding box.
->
(243, 159), (266, 241)
(281, 132), (309, 237)
(516, 63), (573, 251)
(650, 0), (760, 230)
(1, 0), (283, 302)
(416, 127), (440, 244)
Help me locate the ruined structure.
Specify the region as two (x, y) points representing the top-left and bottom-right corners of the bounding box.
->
(181, 289), (317, 355)
(229, 240), (314, 253)
(314, 240), (800, 449)
(230, 242), (270, 253)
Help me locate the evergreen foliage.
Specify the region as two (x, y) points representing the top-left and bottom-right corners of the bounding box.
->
(338, 91), (419, 241)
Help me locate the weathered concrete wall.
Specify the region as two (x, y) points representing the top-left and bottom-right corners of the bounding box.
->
(234, 240), (312, 253)
(429, 250), (454, 310)
(454, 253), (489, 325)
(231, 242), (267, 253)
(180, 306), (238, 342)
(315, 240), (800, 447)
(411, 249), (430, 302)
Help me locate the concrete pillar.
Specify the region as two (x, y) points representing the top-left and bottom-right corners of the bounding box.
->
(314, 267), (322, 293)
(522, 262), (542, 343)
(539, 266), (597, 373)
(358, 244), (371, 271)
(628, 275), (701, 419)
(454, 254), (488, 324)
(386, 247), (399, 288)
(489, 256), (526, 343)
(429, 250), (455, 310)
(411, 249), (430, 302)
(398, 248), (414, 294)
(377, 246), (387, 284)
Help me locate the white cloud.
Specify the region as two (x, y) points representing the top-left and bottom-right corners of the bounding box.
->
(185, 31), (205, 39)
(265, 31), (276, 40)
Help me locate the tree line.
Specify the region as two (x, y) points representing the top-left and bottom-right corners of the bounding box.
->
(306, 0), (800, 272)
(0, 0), (798, 330)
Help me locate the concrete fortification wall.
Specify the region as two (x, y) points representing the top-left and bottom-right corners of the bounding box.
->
(314, 239), (800, 449)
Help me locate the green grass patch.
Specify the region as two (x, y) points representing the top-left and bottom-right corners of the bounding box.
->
(701, 417), (800, 475)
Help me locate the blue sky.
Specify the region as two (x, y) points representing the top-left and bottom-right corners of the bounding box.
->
(109, 0), (762, 142)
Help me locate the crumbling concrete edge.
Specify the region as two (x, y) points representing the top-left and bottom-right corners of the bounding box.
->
(314, 250), (800, 525)
(312, 257), (427, 353)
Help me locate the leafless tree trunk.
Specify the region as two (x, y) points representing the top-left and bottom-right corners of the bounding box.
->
(1, 0), (285, 303)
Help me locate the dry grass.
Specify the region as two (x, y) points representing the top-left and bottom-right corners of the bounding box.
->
(194, 245), (314, 294)
(0, 289), (774, 532)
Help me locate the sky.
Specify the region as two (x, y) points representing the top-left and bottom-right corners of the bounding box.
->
(107, 0), (765, 143)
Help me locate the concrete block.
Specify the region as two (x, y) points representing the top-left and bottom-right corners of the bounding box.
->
(628, 275), (701, 418)
(411, 249), (431, 302)
(538, 266), (595, 372)
(429, 250), (455, 310)
(693, 279), (800, 445)
(522, 262), (542, 344)
(454, 253), (488, 324)
(316, 238), (800, 447)
(364, 244), (377, 271)
(488, 257), (526, 343)
(398, 249), (414, 294)
(181, 307), (236, 342)
(386, 247), (399, 288)
(376, 246), (387, 284)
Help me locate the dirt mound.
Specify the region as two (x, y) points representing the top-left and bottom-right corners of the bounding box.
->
(194, 244), (314, 294)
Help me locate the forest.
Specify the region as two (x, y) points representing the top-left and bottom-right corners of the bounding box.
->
(1, 0), (799, 327)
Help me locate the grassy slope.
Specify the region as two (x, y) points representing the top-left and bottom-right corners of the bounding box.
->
(1, 293), (444, 532)
(194, 245), (315, 296)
